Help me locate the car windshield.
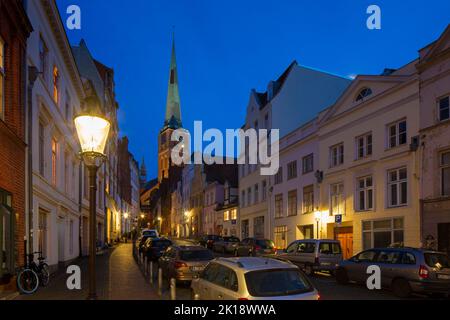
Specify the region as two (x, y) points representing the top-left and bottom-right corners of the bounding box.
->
(319, 242), (341, 254)
(143, 230), (157, 237)
(245, 269), (313, 297)
(153, 240), (172, 248)
(424, 253), (450, 269)
(180, 250), (214, 261)
(256, 240), (275, 248)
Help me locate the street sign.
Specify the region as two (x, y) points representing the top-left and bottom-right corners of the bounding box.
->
(335, 214), (342, 224)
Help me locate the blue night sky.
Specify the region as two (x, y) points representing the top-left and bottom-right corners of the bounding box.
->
(56, 0), (449, 179)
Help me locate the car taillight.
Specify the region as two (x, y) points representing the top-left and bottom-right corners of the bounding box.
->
(255, 245), (261, 251)
(419, 265), (429, 279)
(317, 293), (321, 300)
(238, 298), (248, 300)
(174, 261), (187, 269)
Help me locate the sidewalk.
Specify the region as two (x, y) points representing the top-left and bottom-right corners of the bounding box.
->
(15, 243), (159, 300)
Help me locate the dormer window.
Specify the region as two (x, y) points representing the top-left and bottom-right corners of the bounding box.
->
(356, 88), (372, 102)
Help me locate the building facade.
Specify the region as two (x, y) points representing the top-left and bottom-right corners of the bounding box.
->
(417, 25), (450, 255)
(0, 0), (32, 288)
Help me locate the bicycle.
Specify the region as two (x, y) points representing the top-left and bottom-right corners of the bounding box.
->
(16, 252), (50, 294)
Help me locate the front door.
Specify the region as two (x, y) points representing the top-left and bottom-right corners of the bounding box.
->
(438, 223), (450, 255)
(335, 227), (353, 259)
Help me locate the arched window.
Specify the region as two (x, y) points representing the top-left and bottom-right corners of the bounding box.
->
(356, 88), (373, 101)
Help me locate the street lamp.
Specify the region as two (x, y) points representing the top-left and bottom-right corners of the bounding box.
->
(74, 96), (110, 300)
(314, 211), (321, 239)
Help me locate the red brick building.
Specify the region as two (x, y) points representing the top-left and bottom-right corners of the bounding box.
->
(0, 0), (32, 287)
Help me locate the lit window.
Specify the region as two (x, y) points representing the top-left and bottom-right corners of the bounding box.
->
(356, 88), (372, 101)
(387, 120), (407, 149)
(230, 209), (237, 220)
(51, 138), (58, 186)
(330, 183), (345, 215)
(224, 211), (230, 221)
(53, 66), (60, 104)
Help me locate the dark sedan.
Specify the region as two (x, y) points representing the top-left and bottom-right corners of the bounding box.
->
(142, 238), (173, 261)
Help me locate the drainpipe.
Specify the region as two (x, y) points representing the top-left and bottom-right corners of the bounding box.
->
(26, 66), (41, 256)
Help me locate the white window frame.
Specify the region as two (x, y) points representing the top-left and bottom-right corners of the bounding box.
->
(387, 167), (408, 208)
(330, 183), (345, 216)
(355, 133), (372, 160)
(329, 143), (344, 168)
(356, 176), (374, 211)
(387, 119), (407, 149)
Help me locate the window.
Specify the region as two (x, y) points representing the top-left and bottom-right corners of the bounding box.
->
(39, 36), (48, 80)
(241, 190), (246, 207)
(376, 250), (402, 264)
(39, 121), (45, 176)
(65, 92), (71, 121)
(330, 183), (345, 216)
(253, 216), (264, 239)
(53, 66), (60, 104)
(302, 154), (314, 174)
(51, 138), (58, 186)
(356, 88), (373, 101)
(287, 190), (297, 216)
(261, 180), (267, 201)
(355, 250), (377, 262)
(298, 242), (316, 253)
(274, 226), (288, 249)
(0, 37), (4, 120)
(64, 151), (70, 194)
(224, 210), (230, 221)
(387, 168), (407, 207)
(302, 185), (314, 214)
(441, 151), (450, 196)
(38, 210), (48, 257)
(254, 184), (259, 203)
(274, 167), (283, 184)
(388, 120), (407, 148)
(439, 96), (449, 121)
(362, 218), (404, 250)
(287, 161), (297, 180)
(330, 143), (344, 168)
(230, 209), (237, 220)
(357, 176), (373, 211)
(356, 133), (372, 159)
(300, 225), (314, 239)
(247, 187), (252, 206)
(275, 194), (283, 218)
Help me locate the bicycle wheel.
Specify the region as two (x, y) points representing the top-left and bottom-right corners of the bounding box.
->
(17, 269), (39, 294)
(39, 263), (50, 287)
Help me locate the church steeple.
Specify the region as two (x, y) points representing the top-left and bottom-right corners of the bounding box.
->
(139, 157), (147, 187)
(163, 35), (182, 130)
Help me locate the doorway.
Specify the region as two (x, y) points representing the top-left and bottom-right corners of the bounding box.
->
(335, 227), (353, 259)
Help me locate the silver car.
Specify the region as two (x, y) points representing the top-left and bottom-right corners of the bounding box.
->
(158, 245), (214, 283)
(276, 239), (343, 276)
(213, 236), (240, 254)
(191, 257), (319, 300)
(336, 247), (450, 298)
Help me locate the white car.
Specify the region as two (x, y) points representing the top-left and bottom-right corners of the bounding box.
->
(191, 257), (319, 300)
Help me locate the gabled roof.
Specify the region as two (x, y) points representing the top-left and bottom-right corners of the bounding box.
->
(417, 24), (450, 69)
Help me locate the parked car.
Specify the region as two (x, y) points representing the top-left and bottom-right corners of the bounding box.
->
(142, 238), (173, 261)
(141, 229), (159, 238)
(276, 239), (343, 276)
(158, 245), (214, 283)
(213, 236), (240, 254)
(234, 238), (276, 257)
(191, 257), (319, 300)
(336, 247), (450, 298)
(198, 235), (222, 249)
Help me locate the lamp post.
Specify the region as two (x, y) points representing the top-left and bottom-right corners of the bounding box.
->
(314, 211), (321, 239)
(74, 96), (110, 300)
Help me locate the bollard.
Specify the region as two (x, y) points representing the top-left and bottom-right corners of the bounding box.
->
(149, 261), (154, 284)
(158, 268), (163, 297)
(170, 278), (176, 300)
